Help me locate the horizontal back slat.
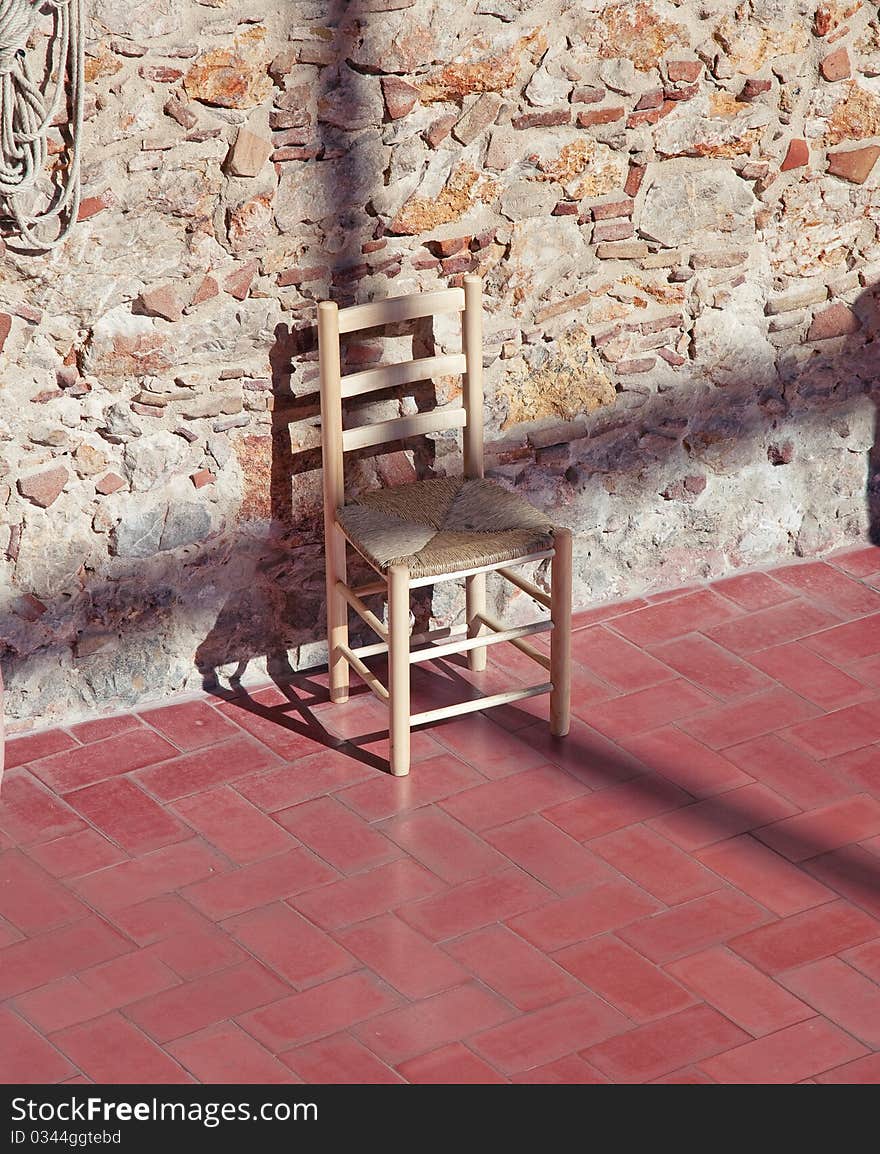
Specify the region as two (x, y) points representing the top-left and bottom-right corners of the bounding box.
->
(337, 287), (465, 334)
(341, 408), (467, 453)
(341, 353), (467, 399)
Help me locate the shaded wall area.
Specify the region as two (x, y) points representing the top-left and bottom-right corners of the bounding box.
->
(1, 0), (880, 728)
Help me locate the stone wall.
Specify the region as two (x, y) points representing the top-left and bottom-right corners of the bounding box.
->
(2, 0), (880, 728)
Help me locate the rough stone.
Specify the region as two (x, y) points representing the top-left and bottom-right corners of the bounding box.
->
(226, 126), (273, 177)
(453, 93), (504, 145)
(825, 82), (880, 145)
(159, 502), (213, 551)
(135, 284), (185, 323)
(382, 76), (420, 120)
(183, 30), (272, 109)
(640, 166), (756, 248)
(807, 302), (861, 340)
(781, 138), (810, 170)
(501, 331), (615, 425)
(827, 144), (880, 183)
(418, 30), (545, 102)
(821, 47), (851, 81)
(17, 467), (68, 508)
(584, 3), (688, 71)
(112, 503), (165, 558)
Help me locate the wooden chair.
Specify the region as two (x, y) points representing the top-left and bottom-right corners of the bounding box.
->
(317, 274), (572, 776)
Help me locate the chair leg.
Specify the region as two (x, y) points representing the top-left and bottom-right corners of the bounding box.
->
(465, 572), (487, 672)
(550, 528), (572, 737)
(326, 524), (350, 704)
(388, 563), (411, 776)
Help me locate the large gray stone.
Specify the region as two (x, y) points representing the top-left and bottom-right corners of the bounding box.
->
(640, 165), (756, 248)
(113, 504), (166, 559)
(159, 503), (213, 551)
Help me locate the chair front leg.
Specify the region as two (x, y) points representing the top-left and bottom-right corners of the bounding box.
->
(465, 572), (487, 672)
(326, 524), (350, 704)
(388, 563), (412, 776)
(550, 527), (572, 737)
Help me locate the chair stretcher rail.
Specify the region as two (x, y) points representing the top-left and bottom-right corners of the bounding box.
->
(411, 683), (553, 727)
(476, 611), (552, 671)
(410, 617), (551, 664)
(498, 566), (551, 609)
(338, 644), (390, 701)
(336, 580), (388, 640)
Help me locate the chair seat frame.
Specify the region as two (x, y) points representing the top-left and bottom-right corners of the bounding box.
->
(318, 274), (571, 776)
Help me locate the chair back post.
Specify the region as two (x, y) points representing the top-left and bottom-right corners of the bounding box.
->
(462, 274), (484, 480)
(318, 301), (344, 513)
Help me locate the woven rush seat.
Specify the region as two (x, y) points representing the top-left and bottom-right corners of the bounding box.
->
(337, 476), (555, 579)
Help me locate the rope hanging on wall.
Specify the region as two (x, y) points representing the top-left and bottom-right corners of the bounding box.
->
(0, 0), (83, 252)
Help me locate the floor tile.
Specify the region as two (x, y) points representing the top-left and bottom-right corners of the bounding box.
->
(444, 924), (582, 1011)
(181, 846), (338, 920)
(280, 1033), (403, 1084)
(755, 795), (880, 862)
(697, 1017), (867, 1084)
(679, 688), (820, 750)
(53, 1012), (193, 1083)
(645, 634), (774, 701)
(555, 935), (696, 1022)
(779, 956), (880, 1047)
(29, 729), (178, 794)
(171, 785), (295, 864)
(132, 735), (281, 802)
(224, 902), (357, 989)
(0, 1006), (76, 1083)
(618, 727), (752, 798)
(583, 1004), (749, 1084)
(290, 859), (446, 932)
(722, 733), (855, 809)
(508, 878), (661, 953)
(696, 835), (835, 917)
(483, 815), (614, 895)
(66, 778), (189, 856)
(439, 764), (586, 833)
(748, 641), (872, 710)
(608, 591), (738, 646)
(352, 982), (513, 1066)
(397, 1042), (508, 1084)
(0, 770), (85, 846)
(273, 795), (401, 875)
(667, 947), (814, 1036)
(6, 550), (880, 1086)
(704, 602), (841, 657)
(590, 825), (721, 905)
(167, 1021), (301, 1084)
(335, 914), (467, 1000)
(0, 849), (90, 935)
(241, 972), (401, 1052)
(378, 807), (506, 885)
(617, 889), (772, 964)
(570, 625), (677, 691)
(729, 900), (879, 974)
(469, 994), (629, 1075)
(138, 699), (239, 751)
(125, 961), (289, 1044)
(397, 867), (551, 943)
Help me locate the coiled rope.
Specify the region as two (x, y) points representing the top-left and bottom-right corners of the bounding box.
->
(0, 0), (83, 251)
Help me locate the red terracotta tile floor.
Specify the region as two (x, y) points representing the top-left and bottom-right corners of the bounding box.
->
(3, 544), (880, 1084)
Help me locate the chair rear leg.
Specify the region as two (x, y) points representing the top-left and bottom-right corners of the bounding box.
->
(326, 524), (350, 704)
(388, 564), (411, 776)
(465, 572), (487, 672)
(550, 528), (572, 737)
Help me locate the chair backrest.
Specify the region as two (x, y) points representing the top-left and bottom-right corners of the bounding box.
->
(317, 274), (484, 515)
